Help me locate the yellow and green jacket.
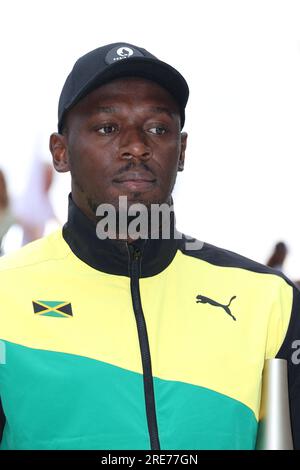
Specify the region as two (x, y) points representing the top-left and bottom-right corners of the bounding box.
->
(0, 196), (299, 450)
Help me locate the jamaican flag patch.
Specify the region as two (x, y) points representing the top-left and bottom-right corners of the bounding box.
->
(32, 300), (73, 318)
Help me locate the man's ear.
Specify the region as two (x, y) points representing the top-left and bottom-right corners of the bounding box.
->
(178, 132), (187, 172)
(49, 133), (70, 173)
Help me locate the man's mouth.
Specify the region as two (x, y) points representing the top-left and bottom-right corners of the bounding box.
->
(112, 172), (156, 191)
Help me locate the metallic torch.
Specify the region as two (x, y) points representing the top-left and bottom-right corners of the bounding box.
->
(256, 358), (293, 449)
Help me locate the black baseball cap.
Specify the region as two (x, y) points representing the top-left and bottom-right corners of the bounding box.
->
(58, 42), (189, 133)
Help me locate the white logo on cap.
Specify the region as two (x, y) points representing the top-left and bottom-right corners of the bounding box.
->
(116, 47), (134, 58)
(105, 45), (143, 64)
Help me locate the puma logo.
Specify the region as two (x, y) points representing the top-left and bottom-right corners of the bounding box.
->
(196, 295), (237, 321)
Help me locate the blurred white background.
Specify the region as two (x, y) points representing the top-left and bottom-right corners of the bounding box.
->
(0, 0), (299, 278)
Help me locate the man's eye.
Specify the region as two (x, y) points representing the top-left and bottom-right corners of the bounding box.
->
(148, 126), (167, 135)
(97, 125), (117, 135)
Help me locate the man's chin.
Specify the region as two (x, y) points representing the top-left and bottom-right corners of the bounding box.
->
(87, 191), (172, 217)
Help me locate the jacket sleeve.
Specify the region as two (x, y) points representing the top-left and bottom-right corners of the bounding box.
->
(275, 283), (300, 450)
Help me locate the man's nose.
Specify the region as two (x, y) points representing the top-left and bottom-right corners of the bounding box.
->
(119, 127), (152, 161)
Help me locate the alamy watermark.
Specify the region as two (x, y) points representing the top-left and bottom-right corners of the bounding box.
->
(291, 340), (300, 365)
(95, 196), (204, 251)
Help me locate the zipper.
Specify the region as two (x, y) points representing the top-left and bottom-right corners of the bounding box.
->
(127, 244), (161, 451)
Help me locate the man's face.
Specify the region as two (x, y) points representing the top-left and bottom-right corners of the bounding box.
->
(50, 77), (187, 220)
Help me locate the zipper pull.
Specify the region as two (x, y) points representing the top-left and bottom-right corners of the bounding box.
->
(133, 247), (141, 261)
(128, 243), (141, 259)
(128, 245), (142, 277)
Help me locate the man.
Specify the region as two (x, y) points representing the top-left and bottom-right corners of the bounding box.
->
(0, 42), (299, 450)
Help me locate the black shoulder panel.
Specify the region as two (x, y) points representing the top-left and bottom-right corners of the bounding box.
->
(178, 234), (295, 287)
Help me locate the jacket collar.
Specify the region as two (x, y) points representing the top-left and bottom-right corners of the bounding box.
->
(62, 194), (180, 277)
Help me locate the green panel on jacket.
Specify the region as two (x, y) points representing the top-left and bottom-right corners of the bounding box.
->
(0, 341), (256, 449)
(0, 341), (149, 450)
(153, 377), (257, 449)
